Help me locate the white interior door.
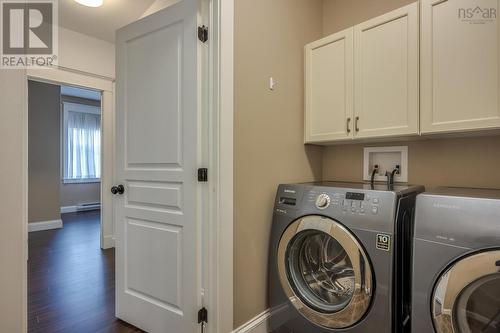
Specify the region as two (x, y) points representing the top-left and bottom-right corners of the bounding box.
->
(114, 1), (201, 332)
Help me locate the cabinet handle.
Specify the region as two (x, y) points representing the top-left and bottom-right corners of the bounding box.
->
(355, 116), (360, 132)
(346, 118), (351, 133)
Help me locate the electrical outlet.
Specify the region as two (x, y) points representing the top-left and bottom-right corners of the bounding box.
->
(363, 146), (408, 183)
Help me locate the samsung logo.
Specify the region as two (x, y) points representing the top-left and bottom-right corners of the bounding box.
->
(433, 203), (461, 210)
(283, 189), (296, 194)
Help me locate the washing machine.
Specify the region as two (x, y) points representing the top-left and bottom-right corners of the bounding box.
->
(268, 182), (423, 333)
(412, 188), (500, 333)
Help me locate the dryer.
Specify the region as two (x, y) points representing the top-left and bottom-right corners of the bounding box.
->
(268, 182), (423, 333)
(412, 188), (500, 333)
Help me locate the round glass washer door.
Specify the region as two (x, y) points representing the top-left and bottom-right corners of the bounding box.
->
(277, 215), (373, 329)
(432, 250), (500, 333)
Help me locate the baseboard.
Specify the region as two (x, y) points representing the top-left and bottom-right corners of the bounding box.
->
(232, 309), (271, 333)
(102, 235), (115, 249)
(61, 205), (100, 213)
(28, 219), (63, 232)
(61, 206), (77, 213)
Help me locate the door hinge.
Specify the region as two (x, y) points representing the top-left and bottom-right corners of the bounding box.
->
(198, 168), (208, 182)
(198, 25), (208, 43)
(198, 307), (208, 326)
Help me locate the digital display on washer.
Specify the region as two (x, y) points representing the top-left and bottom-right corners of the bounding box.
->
(346, 192), (365, 201)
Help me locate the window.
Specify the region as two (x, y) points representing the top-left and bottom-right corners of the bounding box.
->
(63, 102), (101, 183)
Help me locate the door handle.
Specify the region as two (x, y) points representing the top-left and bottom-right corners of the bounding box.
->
(347, 118), (351, 133)
(111, 185), (125, 195)
(355, 116), (360, 132)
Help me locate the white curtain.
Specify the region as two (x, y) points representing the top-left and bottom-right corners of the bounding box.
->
(66, 111), (101, 180)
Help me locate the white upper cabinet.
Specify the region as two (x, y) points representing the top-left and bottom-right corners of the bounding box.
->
(421, 0), (500, 134)
(305, 28), (354, 143)
(353, 2), (419, 139)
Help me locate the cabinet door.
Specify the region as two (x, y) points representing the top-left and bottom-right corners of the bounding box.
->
(421, 0), (500, 134)
(305, 28), (354, 143)
(353, 2), (419, 139)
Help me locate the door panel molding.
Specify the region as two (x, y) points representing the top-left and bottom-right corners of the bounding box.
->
(305, 28), (354, 143)
(421, 0), (500, 134)
(353, 2), (419, 139)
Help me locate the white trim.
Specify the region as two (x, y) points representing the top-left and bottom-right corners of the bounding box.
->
(22, 67), (29, 333)
(60, 205), (101, 213)
(62, 102), (101, 115)
(100, 89), (115, 250)
(60, 206), (77, 213)
(62, 178), (101, 184)
(232, 309), (270, 333)
(28, 219), (63, 232)
(232, 305), (289, 333)
(102, 235), (115, 248)
(205, 0), (234, 332)
(27, 68), (114, 92)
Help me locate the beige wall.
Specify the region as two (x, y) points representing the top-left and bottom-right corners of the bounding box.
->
(28, 81), (61, 223)
(0, 69), (27, 332)
(234, 0), (324, 327)
(322, 0), (415, 36)
(59, 27), (115, 78)
(323, 136), (500, 188)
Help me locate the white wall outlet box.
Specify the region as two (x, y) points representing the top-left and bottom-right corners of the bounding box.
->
(363, 146), (408, 183)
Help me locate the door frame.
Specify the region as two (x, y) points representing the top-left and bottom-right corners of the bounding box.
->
(21, 0), (234, 332)
(26, 67), (115, 250)
(202, 0), (234, 331)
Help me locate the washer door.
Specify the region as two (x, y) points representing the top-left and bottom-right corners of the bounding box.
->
(432, 250), (500, 333)
(277, 215), (373, 329)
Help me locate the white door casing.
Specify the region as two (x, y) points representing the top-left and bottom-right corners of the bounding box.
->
(115, 1), (201, 332)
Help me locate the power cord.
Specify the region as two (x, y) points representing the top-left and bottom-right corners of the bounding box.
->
(370, 164), (379, 189)
(386, 165), (400, 188)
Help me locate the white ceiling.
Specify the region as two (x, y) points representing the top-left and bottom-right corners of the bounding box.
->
(59, 0), (157, 43)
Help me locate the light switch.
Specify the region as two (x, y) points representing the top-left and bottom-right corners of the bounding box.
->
(269, 77), (276, 91)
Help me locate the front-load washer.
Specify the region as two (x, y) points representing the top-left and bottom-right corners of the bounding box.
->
(269, 182), (423, 333)
(412, 188), (500, 333)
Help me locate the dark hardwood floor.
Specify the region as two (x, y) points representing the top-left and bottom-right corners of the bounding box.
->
(28, 210), (144, 333)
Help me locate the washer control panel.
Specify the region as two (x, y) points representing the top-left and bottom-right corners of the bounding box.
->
(315, 194), (331, 209)
(308, 190), (381, 216)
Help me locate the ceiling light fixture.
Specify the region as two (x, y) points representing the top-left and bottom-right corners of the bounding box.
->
(74, 0), (103, 7)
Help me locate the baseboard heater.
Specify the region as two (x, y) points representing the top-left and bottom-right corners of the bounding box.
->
(76, 202), (101, 211)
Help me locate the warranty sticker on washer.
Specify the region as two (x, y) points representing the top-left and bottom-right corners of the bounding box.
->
(376, 234), (391, 251)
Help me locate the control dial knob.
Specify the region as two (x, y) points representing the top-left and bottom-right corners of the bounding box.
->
(315, 194), (331, 210)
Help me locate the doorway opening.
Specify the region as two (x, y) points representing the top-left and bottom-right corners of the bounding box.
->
(26, 80), (136, 332)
